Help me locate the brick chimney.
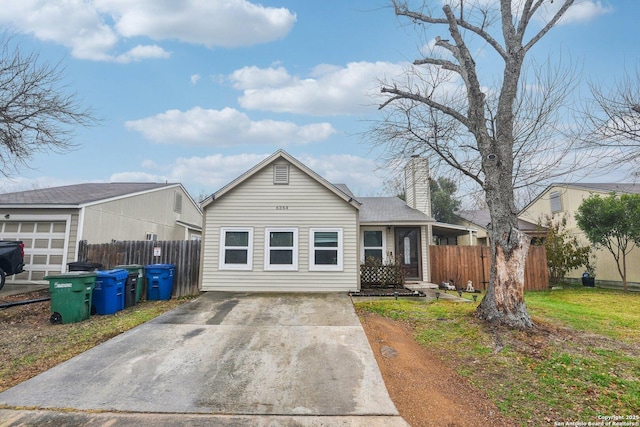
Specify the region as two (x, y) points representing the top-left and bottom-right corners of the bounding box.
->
(404, 155), (431, 216)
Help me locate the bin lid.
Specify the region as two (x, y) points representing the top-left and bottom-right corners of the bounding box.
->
(96, 268), (130, 280)
(145, 263), (175, 269)
(45, 271), (97, 280)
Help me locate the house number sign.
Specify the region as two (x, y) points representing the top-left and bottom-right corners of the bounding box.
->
(276, 206), (289, 210)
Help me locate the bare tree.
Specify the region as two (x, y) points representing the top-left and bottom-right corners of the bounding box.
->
(583, 67), (640, 177)
(0, 35), (96, 177)
(374, 0), (580, 328)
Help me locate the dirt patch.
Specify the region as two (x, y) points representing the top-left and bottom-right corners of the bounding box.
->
(359, 311), (515, 427)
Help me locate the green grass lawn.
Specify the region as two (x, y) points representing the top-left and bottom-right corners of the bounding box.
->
(355, 287), (640, 426)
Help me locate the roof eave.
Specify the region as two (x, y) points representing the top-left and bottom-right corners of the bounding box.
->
(0, 204), (80, 209)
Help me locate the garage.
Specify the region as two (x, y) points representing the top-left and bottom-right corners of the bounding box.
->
(0, 215), (71, 282)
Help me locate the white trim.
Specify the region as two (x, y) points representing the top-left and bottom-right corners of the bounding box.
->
(264, 227), (298, 271)
(219, 227), (253, 270)
(361, 228), (387, 263)
(309, 228), (343, 271)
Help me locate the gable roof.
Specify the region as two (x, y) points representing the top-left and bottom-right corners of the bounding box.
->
(0, 182), (182, 208)
(201, 150), (360, 209)
(519, 182), (640, 215)
(358, 196), (433, 224)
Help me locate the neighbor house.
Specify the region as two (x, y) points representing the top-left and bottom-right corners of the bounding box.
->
(199, 150), (473, 292)
(0, 183), (202, 282)
(518, 182), (640, 287)
(455, 210), (544, 246)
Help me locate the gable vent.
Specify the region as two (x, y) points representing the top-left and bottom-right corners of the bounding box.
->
(274, 164), (290, 185)
(174, 192), (183, 214)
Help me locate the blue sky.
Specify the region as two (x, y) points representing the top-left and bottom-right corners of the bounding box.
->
(0, 0), (633, 202)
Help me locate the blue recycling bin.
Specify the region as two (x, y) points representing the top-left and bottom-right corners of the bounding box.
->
(145, 264), (175, 300)
(92, 269), (128, 315)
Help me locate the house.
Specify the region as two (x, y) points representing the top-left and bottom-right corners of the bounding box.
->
(518, 182), (640, 287)
(0, 183), (202, 282)
(456, 210), (544, 246)
(199, 150), (477, 292)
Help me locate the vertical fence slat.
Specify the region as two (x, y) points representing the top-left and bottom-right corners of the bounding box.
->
(429, 245), (548, 291)
(77, 240), (202, 298)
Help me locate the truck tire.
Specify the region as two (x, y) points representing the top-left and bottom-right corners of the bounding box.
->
(0, 268), (5, 291)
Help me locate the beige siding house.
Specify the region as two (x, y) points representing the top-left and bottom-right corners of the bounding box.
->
(518, 183), (640, 287)
(200, 151), (441, 292)
(0, 183), (202, 283)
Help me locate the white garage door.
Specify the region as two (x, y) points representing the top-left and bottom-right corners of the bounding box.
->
(0, 216), (70, 283)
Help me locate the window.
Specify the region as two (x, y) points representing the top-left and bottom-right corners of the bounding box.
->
(309, 228), (343, 271)
(219, 227), (253, 270)
(362, 229), (385, 263)
(550, 191), (562, 213)
(273, 164), (289, 184)
(265, 228), (298, 271)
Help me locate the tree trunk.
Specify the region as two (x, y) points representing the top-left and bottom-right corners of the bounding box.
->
(476, 174), (533, 328)
(477, 227), (533, 328)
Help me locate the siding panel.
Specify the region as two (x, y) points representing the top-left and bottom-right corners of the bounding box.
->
(201, 161), (359, 292)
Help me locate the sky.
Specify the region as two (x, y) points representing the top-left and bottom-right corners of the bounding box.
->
(0, 0), (635, 203)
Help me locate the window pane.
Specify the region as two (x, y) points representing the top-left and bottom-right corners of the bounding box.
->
(364, 249), (383, 262)
(225, 231), (248, 246)
(364, 231), (382, 247)
(270, 249), (293, 265)
(315, 249), (337, 265)
(314, 232), (337, 247)
(225, 249), (248, 264)
(270, 231), (293, 247)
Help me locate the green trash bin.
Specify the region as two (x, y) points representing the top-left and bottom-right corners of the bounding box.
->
(115, 264), (144, 303)
(45, 272), (97, 324)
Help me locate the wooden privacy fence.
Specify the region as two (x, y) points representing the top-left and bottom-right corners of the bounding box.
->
(429, 245), (549, 291)
(78, 240), (201, 298)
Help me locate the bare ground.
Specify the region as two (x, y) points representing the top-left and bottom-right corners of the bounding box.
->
(358, 311), (515, 427)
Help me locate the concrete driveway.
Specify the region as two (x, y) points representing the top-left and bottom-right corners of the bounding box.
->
(0, 292), (408, 426)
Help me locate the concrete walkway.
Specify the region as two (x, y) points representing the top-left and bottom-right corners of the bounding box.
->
(0, 292), (408, 426)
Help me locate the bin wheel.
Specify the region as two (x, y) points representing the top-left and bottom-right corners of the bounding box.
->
(50, 312), (62, 324)
(90, 305), (96, 315)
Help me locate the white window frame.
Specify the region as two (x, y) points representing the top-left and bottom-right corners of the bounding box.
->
(361, 228), (386, 263)
(309, 228), (343, 271)
(219, 227), (253, 270)
(264, 227), (298, 271)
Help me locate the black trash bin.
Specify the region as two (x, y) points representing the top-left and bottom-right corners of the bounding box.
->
(581, 272), (595, 287)
(124, 273), (138, 308)
(68, 261), (102, 272)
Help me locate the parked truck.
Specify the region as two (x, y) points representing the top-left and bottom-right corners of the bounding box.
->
(0, 241), (25, 290)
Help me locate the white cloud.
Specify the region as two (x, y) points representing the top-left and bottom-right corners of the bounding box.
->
(124, 107), (336, 146)
(537, 0), (612, 25)
(231, 61), (409, 116)
(190, 74), (201, 85)
(230, 66), (292, 90)
(0, 0), (295, 61)
(115, 44), (171, 63)
(99, 0), (296, 48)
(298, 154), (385, 196)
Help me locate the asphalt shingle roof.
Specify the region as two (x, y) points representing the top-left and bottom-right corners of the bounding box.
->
(358, 196), (433, 223)
(0, 183), (173, 206)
